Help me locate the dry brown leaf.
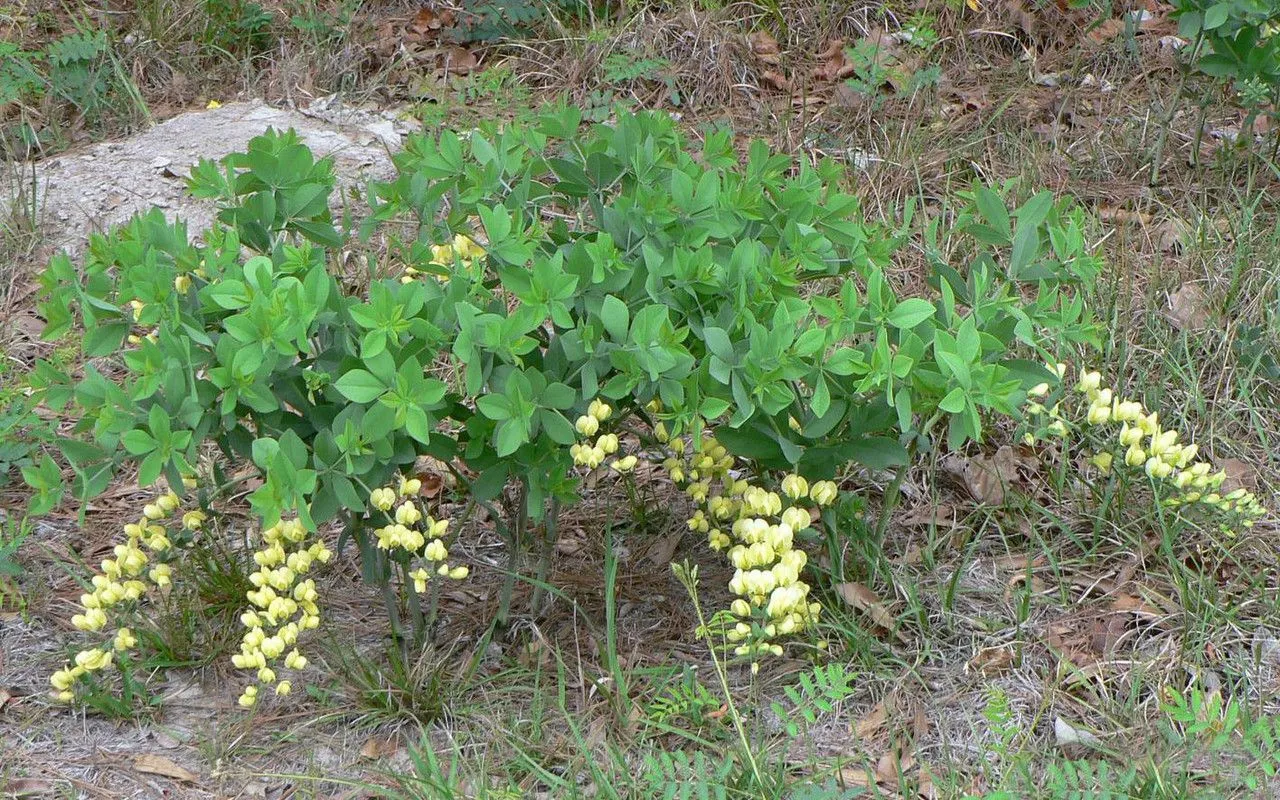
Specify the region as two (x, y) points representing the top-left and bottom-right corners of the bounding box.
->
(966, 645), (1016, 676)
(2, 779), (56, 797)
(1097, 205), (1153, 226)
(133, 754), (199, 783)
(1219, 458), (1256, 494)
(855, 700), (888, 739)
(964, 446), (1025, 505)
(441, 46), (478, 75)
(410, 8), (445, 35)
(1166, 284), (1210, 331)
(812, 39), (856, 83)
(761, 70), (791, 91)
(1086, 18), (1125, 44)
(875, 744), (916, 787)
(836, 582), (904, 641)
(646, 529), (684, 566)
(1109, 593), (1166, 618)
(899, 503), (957, 529)
(749, 31), (782, 65)
(360, 735), (400, 759)
(836, 767), (878, 789)
(994, 553), (1047, 571)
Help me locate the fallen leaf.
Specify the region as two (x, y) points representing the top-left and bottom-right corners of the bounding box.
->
(1166, 284), (1210, 331)
(836, 582), (904, 641)
(0, 686), (13, 712)
(994, 553), (1047, 572)
(760, 70), (791, 91)
(964, 446), (1025, 505)
(646, 529), (684, 566)
(1097, 205), (1152, 226)
(835, 767), (877, 789)
(854, 700), (888, 739)
(748, 31), (782, 65)
(411, 8), (444, 36)
(2, 779), (56, 797)
(1219, 458), (1256, 494)
(1151, 217), (1190, 252)
(133, 754), (199, 783)
(966, 645), (1016, 676)
(875, 743), (916, 786)
(1109, 593), (1167, 619)
(813, 39), (856, 82)
(360, 735), (400, 759)
(1053, 716), (1101, 747)
(440, 46), (478, 75)
(1086, 18), (1125, 44)
(899, 503), (957, 529)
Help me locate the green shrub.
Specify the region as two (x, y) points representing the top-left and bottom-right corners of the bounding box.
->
(34, 107), (1101, 703)
(1171, 0), (1280, 122)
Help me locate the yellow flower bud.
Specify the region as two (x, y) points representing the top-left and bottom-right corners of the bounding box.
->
(588, 399), (612, 421)
(1090, 452), (1113, 473)
(425, 539), (448, 562)
(275, 680), (292, 696)
(610, 455), (638, 473)
(781, 474), (809, 501)
(75, 648), (112, 671)
(370, 487), (396, 511)
(809, 481), (839, 506)
(1077, 371), (1102, 394)
(398, 477), (422, 497)
(1125, 444), (1146, 468)
(575, 415), (599, 436)
(448, 565), (469, 580)
(114, 628), (137, 651)
(395, 501), (422, 526)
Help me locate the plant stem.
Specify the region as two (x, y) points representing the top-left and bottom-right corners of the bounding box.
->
(676, 565), (767, 796)
(496, 479), (530, 626)
(401, 560), (425, 646)
(1149, 33), (1201, 185)
(529, 498), (559, 616)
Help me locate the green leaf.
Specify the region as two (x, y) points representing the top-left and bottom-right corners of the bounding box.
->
(702, 327), (735, 364)
(541, 410), (576, 446)
(887, 299), (935, 329)
(476, 394), (512, 421)
(847, 437), (909, 469)
(1203, 3), (1228, 29)
(334, 369), (386, 403)
(600, 295), (630, 342)
(938, 386), (967, 414)
(121, 429), (157, 455)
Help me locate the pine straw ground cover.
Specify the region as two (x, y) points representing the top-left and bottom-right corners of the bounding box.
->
(2, 0), (1280, 798)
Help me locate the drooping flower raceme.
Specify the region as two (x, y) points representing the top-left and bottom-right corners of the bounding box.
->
(1025, 365), (1268, 529)
(51, 479), (196, 703)
(234, 516), (332, 707)
(654, 410), (832, 671)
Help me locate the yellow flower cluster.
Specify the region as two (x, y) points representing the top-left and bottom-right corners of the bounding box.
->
(569, 399), (637, 473)
(401, 234), (485, 284)
(1027, 366), (1268, 525)
(125, 299), (160, 347)
(50, 478), (198, 703)
(234, 517), (333, 707)
(659, 414), (833, 667)
(369, 476), (468, 593)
